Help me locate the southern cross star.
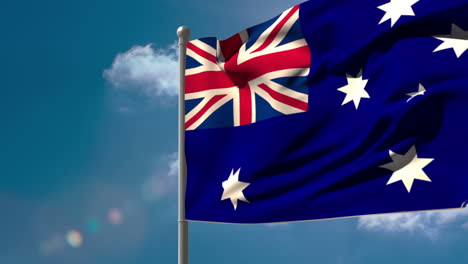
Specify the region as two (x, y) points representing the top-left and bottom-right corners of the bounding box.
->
(221, 168), (250, 210)
(433, 24), (468, 58)
(380, 145), (434, 192)
(406, 83), (426, 103)
(337, 73), (370, 109)
(378, 0), (420, 27)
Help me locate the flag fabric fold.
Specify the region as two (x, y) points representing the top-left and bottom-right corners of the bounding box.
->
(184, 0), (468, 223)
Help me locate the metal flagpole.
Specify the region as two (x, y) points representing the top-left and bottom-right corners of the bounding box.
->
(177, 25), (190, 264)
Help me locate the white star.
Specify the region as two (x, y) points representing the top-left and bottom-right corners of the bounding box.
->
(433, 24), (468, 58)
(406, 83), (426, 102)
(337, 73), (370, 109)
(221, 168), (250, 210)
(380, 145), (434, 192)
(378, 0), (420, 27)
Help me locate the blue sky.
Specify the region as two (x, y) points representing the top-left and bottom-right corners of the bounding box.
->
(1, 0), (468, 263)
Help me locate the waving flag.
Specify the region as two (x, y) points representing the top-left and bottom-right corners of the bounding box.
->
(184, 0), (468, 223)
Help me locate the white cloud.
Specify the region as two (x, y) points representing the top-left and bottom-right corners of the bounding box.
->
(141, 153), (178, 202)
(358, 208), (468, 239)
(264, 222), (290, 228)
(167, 153), (179, 178)
(103, 43), (179, 98)
(462, 221), (468, 229)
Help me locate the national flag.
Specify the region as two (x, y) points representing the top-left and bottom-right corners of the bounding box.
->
(184, 0), (468, 223)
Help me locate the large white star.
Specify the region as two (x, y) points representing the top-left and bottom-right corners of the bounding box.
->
(433, 24), (468, 58)
(380, 145), (434, 192)
(221, 168), (250, 210)
(406, 83), (426, 103)
(378, 0), (420, 27)
(337, 73), (370, 109)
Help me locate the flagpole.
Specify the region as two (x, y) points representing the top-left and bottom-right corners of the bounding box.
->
(177, 25), (190, 264)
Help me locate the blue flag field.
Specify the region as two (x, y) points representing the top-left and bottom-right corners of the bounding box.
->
(183, 0), (468, 223)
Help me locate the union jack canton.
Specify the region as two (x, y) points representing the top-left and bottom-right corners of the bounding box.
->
(185, 5), (310, 130)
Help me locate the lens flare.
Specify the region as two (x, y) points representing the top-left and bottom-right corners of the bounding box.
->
(87, 218), (99, 233)
(66, 230), (83, 248)
(108, 208), (123, 225)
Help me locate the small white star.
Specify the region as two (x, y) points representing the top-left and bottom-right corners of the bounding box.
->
(378, 0), (420, 27)
(406, 83), (426, 102)
(380, 145), (434, 192)
(337, 73), (370, 109)
(221, 168), (250, 210)
(433, 24), (468, 58)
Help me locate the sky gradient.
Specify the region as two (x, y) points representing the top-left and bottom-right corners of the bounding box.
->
(1, 0), (468, 263)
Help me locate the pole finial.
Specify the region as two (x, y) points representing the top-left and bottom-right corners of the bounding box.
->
(177, 26), (191, 44)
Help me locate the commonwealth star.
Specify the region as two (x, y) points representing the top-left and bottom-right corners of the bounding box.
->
(221, 168), (250, 210)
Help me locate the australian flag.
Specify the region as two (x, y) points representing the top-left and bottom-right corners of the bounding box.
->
(184, 0), (468, 223)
